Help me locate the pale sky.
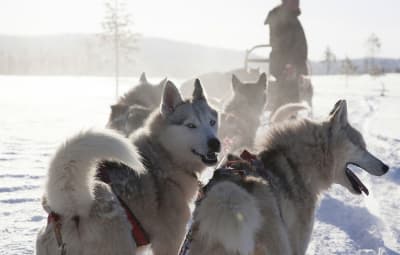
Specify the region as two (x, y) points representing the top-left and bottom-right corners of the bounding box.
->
(1, 0), (399, 60)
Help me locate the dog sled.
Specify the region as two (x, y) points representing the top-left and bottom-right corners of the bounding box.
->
(244, 44), (313, 113)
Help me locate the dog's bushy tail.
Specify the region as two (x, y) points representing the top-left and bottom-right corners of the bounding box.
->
(270, 102), (310, 123)
(45, 129), (144, 217)
(194, 181), (262, 255)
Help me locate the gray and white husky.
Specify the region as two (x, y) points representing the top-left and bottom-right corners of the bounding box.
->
(219, 73), (267, 149)
(107, 72), (167, 136)
(36, 80), (220, 255)
(189, 100), (389, 255)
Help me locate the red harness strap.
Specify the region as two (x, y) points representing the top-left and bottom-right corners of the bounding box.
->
(97, 167), (150, 247)
(47, 212), (66, 255)
(116, 195), (150, 246)
(239, 150), (258, 161)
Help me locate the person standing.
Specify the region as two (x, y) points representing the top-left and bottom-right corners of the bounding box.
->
(264, 0), (308, 81)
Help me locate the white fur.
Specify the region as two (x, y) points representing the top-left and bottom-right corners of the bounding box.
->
(196, 182), (262, 255)
(270, 102), (310, 123)
(45, 129), (144, 217)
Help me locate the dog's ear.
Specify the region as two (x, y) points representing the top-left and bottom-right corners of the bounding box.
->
(257, 73), (267, 89)
(159, 77), (168, 86)
(193, 79), (207, 101)
(329, 99), (348, 129)
(232, 74), (242, 92)
(139, 72), (148, 83)
(161, 80), (183, 116)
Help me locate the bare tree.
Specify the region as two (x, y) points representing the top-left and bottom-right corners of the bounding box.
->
(322, 46), (336, 74)
(365, 33), (381, 75)
(341, 56), (357, 87)
(102, 0), (139, 98)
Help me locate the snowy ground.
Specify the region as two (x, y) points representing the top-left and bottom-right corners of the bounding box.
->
(0, 74), (399, 254)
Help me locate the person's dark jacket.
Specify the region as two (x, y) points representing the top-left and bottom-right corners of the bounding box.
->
(265, 5), (308, 79)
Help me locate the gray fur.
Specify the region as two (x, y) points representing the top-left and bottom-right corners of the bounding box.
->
(180, 68), (261, 109)
(37, 80), (220, 255)
(220, 73), (267, 150)
(190, 100), (389, 255)
(107, 72), (167, 136)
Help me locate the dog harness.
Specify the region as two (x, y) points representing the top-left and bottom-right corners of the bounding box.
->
(47, 212), (66, 255)
(45, 167), (150, 255)
(178, 150), (269, 255)
(97, 167), (150, 247)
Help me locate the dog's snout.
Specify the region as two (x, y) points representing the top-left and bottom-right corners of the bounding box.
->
(208, 138), (221, 152)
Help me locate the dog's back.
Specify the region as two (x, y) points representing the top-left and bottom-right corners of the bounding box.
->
(190, 174), (292, 255)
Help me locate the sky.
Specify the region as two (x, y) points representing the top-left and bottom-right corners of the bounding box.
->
(0, 0), (399, 60)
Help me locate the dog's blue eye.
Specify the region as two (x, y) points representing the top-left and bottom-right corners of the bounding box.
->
(210, 120), (216, 126)
(186, 123), (197, 129)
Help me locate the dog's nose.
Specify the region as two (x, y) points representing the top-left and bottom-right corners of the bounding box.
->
(208, 138), (221, 152)
(382, 163), (389, 174)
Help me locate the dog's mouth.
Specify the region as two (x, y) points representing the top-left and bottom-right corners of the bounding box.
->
(191, 149), (218, 166)
(345, 164), (369, 196)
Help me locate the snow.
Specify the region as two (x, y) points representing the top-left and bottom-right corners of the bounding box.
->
(0, 74), (399, 254)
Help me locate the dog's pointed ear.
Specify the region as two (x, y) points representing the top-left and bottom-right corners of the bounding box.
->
(193, 79), (207, 101)
(159, 77), (168, 86)
(161, 80), (183, 116)
(232, 74), (242, 92)
(139, 72), (148, 83)
(329, 99), (348, 129)
(257, 73), (267, 89)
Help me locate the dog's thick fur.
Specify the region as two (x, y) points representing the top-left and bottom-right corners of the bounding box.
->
(107, 72), (167, 136)
(190, 100), (389, 255)
(219, 73), (267, 149)
(36, 80), (220, 255)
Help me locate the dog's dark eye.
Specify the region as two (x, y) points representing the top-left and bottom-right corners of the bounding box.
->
(210, 119), (216, 126)
(186, 123), (197, 129)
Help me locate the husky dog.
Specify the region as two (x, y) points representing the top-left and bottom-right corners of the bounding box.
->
(36, 80), (220, 255)
(219, 73), (267, 149)
(107, 72), (167, 136)
(189, 100), (389, 255)
(180, 68), (261, 109)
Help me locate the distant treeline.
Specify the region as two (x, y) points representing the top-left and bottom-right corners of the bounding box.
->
(0, 34), (399, 77)
(0, 34), (243, 78)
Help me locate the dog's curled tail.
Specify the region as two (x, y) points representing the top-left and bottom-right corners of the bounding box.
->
(270, 102), (310, 123)
(195, 182), (262, 255)
(45, 129), (144, 218)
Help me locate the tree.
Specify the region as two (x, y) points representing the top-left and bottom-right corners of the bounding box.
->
(341, 56), (357, 87)
(322, 46), (336, 74)
(341, 57), (357, 75)
(365, 33), (381, 75)
(102, 0), (139, 98)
